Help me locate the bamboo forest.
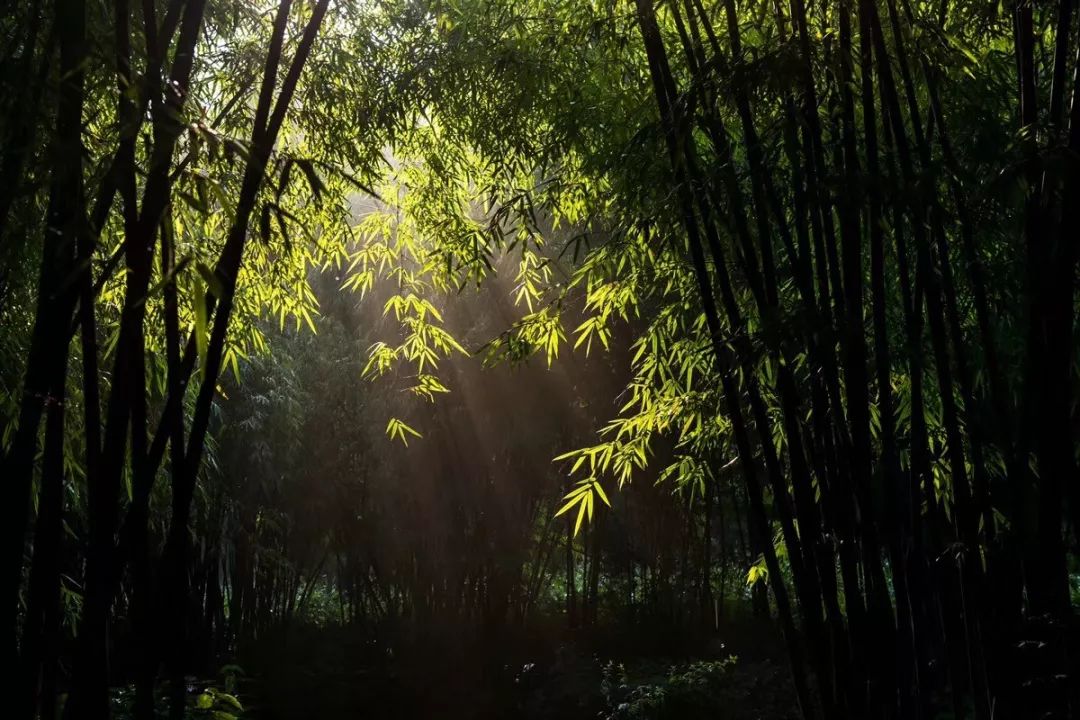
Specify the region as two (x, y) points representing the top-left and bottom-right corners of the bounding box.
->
(3, 0), (1080, 717)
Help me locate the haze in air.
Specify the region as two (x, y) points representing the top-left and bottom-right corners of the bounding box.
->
(1, 1), (1078, 718)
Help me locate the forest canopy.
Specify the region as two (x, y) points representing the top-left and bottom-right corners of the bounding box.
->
(1, 0), (1079, 718)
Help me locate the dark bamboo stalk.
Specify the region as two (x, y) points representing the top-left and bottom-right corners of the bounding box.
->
(1, 0), (84, 688)
(634, 3), (815, 714)
(857, 1), (917, 714)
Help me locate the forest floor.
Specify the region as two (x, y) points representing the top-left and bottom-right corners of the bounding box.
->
(238, 613), (800, 720)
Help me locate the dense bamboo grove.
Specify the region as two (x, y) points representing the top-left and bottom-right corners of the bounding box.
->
(625, 0), (1080, 715)
(1, 0), (1078, 718)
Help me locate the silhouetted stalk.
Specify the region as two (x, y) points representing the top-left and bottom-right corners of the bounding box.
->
(762, 12), (858, 690)
(674, 0), (825, 643)
(869, 8), (984, 717)
(787, 0), (846, 328)
(0, 9), (53, 314)
(160, 6), (330, 715)
(880, 2), (992, 579)
(66, 2), (207, 716)
(679, 1), (850, 708)
(0, 0), (84, 690)
(880, 85), (941, 720)
(895, 0), (1006, 447)
(635, 2), (814, 714)
(856, 1), (918, 715)
(834, 4), (898, 713)
(20, 396), (66, 720)
(0, 2), (44, 242)
(1057, 9), (1080, 552)
(1016, 0), (1075, 627)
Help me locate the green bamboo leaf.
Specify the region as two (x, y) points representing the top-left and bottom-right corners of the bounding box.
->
(573, 495), (588, 536)
(554, 494), (582, 518)
(592, 481), (611, 508)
